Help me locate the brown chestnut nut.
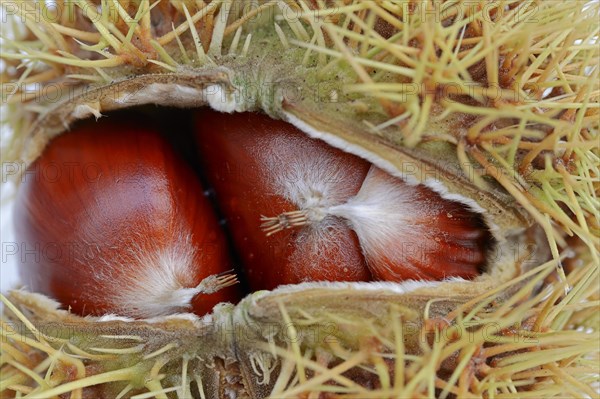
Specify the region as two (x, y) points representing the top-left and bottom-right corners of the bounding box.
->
(195, 110), (372, 291)
(14, 116), (239, 318)
(194, 110), (492, 291)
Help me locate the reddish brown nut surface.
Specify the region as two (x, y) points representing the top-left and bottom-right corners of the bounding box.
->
(195, 110), (372, 291)
(349, 167), (491, 281)
(195, 110), (492, 289)
(14, 117), (239, 318)
(15, 109), (493, 318)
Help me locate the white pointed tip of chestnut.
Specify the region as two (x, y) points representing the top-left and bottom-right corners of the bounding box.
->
(283, 112), (491, 218)
(258, 163), (491, 282)
(192, 271), (240, 295)
(110, 239), (240, 318)
(163, 272), (239, 311)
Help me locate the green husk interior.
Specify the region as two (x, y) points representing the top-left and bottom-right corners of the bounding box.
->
(1, 0), (599, 397)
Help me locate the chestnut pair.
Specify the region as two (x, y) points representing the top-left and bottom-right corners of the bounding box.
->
(15, 109), (491, 318)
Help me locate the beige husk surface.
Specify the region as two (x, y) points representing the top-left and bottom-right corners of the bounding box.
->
(1, 1), (598, 398)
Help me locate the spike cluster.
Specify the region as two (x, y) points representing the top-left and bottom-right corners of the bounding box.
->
(2, 1), (597, 260)
(0, 1), (598, 398)
(1, 255), (598, 398)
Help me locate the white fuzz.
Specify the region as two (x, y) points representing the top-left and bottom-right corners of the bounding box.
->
(114, 83), (206, 107)
(87, 230), (235, 319)
(260, 154), (443, 279)
(329, 167), (433, 278)
(264, 134), (359, 210)
(204, 84), (242, 113)
(270, 280), (441, 295)
(95, 231), (197, 318)
(258, 131), (446, 279)
(258, 133), (364, 276)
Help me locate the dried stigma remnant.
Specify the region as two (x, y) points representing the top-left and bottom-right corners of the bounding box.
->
(14, 116), (240, 318)
(195, 110), (493, 291)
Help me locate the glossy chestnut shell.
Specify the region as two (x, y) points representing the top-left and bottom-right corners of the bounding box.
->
(14, 115), (239, 318)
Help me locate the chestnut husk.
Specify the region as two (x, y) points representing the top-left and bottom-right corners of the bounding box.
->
(1, 1), (598, 398)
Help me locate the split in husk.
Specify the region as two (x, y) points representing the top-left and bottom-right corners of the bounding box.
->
(1, 0), (598, 397)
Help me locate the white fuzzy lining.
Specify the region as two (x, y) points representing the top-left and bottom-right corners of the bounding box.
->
(88, 229), (204, 318)
(269, 279), (442, 295)
(256, 131), (369, 280)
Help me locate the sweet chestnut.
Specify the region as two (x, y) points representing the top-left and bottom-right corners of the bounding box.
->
(14, 116), (239, 318)
(195, 110), (372, 291)
(194, 110), (492, 290)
